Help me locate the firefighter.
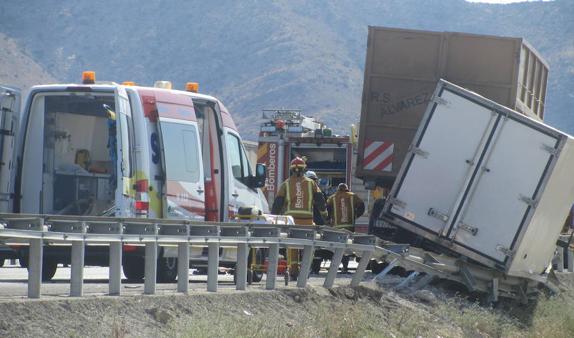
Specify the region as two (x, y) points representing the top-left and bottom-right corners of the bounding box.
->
(271, 157), (327, 279)
(304, 170), (328, 226)
(305, 170), (333, 273)
(327, 183), (365, 273)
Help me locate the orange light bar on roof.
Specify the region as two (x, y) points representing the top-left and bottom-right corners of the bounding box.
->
(185, 82), (199, 93)
(82, 71), (96, 84)
(122, 81), (136, 86)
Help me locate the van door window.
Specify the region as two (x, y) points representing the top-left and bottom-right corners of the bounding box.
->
(226, 132), (252, 181)
(158, 119), (204, 219)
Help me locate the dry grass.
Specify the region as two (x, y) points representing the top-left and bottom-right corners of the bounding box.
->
(177, 287), (574, 338)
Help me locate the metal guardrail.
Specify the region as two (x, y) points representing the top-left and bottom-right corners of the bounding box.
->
(0, 213), (378, 299)
(1, 213), (564, 302)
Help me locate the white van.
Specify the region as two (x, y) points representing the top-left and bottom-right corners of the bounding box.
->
(1, 73), (269, 281)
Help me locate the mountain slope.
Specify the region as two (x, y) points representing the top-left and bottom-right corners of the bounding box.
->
(0, 0), (572, 137)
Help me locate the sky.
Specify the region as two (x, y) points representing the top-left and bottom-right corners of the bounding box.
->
(466, 0), (551, 3)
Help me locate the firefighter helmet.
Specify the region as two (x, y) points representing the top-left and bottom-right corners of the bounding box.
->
(290, 157), (307, 169)
(305, 170), (318, 181)
(338, 183), (349, 191)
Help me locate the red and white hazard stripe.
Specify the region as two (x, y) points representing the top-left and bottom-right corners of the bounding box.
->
(363, 140), (394, 171)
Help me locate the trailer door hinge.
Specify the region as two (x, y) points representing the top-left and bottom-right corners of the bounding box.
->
(388, 197), (406, 209)
(496, 245), (514, 257)
(519, 195), (537, 208)
(427, 208), (449, 222)
(458, 222), (478, 236)
(0, 129), (13, 136)
(409, 145), (429, 158)
(541, 144), (559, 156)
(433, 96), (450, 107)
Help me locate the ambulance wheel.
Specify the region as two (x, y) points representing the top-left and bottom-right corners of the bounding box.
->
(42, 258), (58, 281)
(157, 256), (178, 283)
(122, 256), (144, 281)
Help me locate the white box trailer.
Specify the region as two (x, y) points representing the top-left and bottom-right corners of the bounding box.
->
(383, 79), (574, 278)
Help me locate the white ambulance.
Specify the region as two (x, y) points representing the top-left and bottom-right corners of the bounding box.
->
(0, 72), (268, 281)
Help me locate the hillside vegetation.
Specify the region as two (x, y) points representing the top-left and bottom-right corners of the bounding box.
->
(0, 0), (572, 137)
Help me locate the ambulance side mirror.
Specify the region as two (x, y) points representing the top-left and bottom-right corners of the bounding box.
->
(249, 163), (266, 189)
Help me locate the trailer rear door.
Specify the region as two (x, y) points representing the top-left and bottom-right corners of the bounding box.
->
(386, 79), (562, 268)
(0, 86), (20, 212)
(389, 88), (497, 235)
(448, 116), (557, 262)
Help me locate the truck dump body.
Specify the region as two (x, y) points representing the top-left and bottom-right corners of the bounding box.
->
(383, 80), (574, 276)
(357, 26), (549, 187)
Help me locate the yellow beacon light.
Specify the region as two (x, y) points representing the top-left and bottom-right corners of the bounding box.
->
(122, 81), (136, 86)
(82, 71), (96, 84)
(154, 81), (172, 89)
(185, 82), (199, 93)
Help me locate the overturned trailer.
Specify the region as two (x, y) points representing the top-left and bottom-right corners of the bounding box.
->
(374, 80), (574, 300)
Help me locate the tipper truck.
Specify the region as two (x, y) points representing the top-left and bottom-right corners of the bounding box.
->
(357, 26), (549, 191)
(357, 26), (551, 238)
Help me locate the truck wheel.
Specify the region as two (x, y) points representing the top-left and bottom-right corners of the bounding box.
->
(369, 198), (386, 235)
(157, 256), (178, 283)
(0, 259), (4, 267)
(42, 259), (58, 281)
(370, 260), (387, 275)
(122, 256), (145, 281)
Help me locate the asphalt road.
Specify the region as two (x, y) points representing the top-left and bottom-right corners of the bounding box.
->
(0, 260), (362, 301)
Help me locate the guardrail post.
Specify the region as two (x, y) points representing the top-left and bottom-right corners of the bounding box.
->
(28, 238), (43, 299)
(324, 248), (344, 288)
(351, 235), (377, 287)
(236, 243), (248, 290)
(266, 243), (279, 290)
(177, 242), (189, 293)
(321, 229), (349, 289)
(109, 242), (122, 296)
(70, 240), (85, 297)
(145, 242), (158, 294)
(297, 245), (314, 288)
(69, 221), (88, 297)
(207, 242), (219, 292)
(568, 248), (574, 273)
(351, 251), (373, 287)
(557, 247), (565, 272)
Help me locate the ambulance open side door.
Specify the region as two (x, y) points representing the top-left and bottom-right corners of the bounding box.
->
(155, 94), (205, 220)
(0, 86), (20, 213)
(114, 85), (135, 216)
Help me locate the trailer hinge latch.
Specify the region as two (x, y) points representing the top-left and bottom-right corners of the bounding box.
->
(409, 145), (429, 158)
(433, 96), (449, 106)
(0, 129), (13, 136)
(496, 245), (514, 257)
(519, 195), (537, 208)
(388, 197), (406, 209)
(458, 222), (478, 236)
(428, 208), (449, 222)
(541, 144), (559, 156)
